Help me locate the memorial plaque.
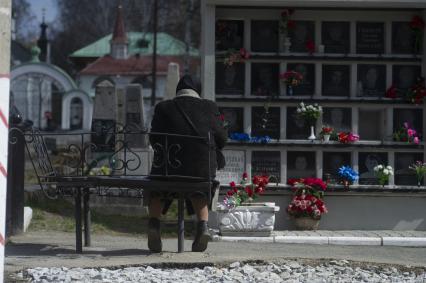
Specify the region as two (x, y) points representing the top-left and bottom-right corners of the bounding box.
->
(219, 107), (244, 135)
(395, 152), (423, 185)
(356, 22), (385, 54)
(359, 152), (388, 185)
(287, 63), (315, 95)
(252, 151), (281, 181)
(289, 21), (315, 53)
(215, 62), (245, 95)
(287, 151), (316, 179)
(125, 85), (147, 148)
(216, 20), (244, 51)
(357, 64), (386, 97)
(393, 108), (423, 138)
(322, 22), (350, 53)
(359, 109), (384, 140)
(286, 107), (309, 139)
(322, 107), (352, 132)
(70, 98), (83, 130)
(251, 20), (278, 52)
(91, 119), (116, 152)
(323, 152), (351, 183)
(216, 150), (246, 185)
(251, 106), (280, 139)
(392, 22), (418, 54)
(392, 65), (421, 93)
(322, 65), (350, 97)
(251, 63), (279, 96)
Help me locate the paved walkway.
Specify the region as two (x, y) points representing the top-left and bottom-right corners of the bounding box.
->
(215, 230), (426, 246)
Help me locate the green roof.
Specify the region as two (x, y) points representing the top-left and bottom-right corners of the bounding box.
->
(70, 32), (199, 58)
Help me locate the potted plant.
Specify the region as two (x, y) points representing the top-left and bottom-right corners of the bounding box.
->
(338, 165), (359, 189)
(287, 178), (328, 230)
(409, 161), (426, 187)
(296, 102), (322, 140)
(320, 126), (333, 142)
(217, 173), (280, 236)
(279, 70), (303, 96)
(373, 164), (394, 187)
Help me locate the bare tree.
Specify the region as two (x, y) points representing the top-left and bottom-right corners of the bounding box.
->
(12, 0), (36, 43)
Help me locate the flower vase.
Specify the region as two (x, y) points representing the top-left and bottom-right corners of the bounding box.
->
(283, 37), (292, 53)
(293, 217), (320, 230)
(308, 126), (316, 140)
(287, 85), (293, 96)
(323, 134), (330, 142)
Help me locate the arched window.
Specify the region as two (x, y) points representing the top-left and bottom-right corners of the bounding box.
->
(70, 97), (83, 130)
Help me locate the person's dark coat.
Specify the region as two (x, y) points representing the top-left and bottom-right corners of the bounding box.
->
(149, 95), (227, 179)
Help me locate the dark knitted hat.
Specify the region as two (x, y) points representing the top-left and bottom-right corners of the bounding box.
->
(176, 75), (201, 95)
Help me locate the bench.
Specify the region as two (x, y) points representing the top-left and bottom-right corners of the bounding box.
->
(16, 125), (216, 253)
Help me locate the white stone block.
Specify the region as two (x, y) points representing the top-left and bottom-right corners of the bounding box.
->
(382, 237), (426, 247)
(23, 206), (33, 232)
(329, 236), (381, 246)
(274, 236), (328, 245)
(219, 236), (274, 243)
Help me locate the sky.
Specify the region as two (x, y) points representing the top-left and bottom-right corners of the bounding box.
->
(29, 0), (58, 23)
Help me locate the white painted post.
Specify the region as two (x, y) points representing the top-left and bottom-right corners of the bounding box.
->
(201, 1), (216, 101)
(0, 1), (11, 281)
(164, 63), (180, 100)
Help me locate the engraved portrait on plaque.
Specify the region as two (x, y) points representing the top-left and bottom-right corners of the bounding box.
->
(289, 21), (315, 53)
(392, 22), (417, 54)
(322, 65), (350, 97)
(216, 62), (245, 95)
(216, 20), (244, 51)
(322, 22), (350, 54)
(287, 107), (310, 139)
(392, 65), (421, 94)
(323, 107), (352, 132)
(251, 63), (279, 96)
(323, 152), (351, 183)
(219, 107), (244, 135)
(287, 151), (316, 179)
(359, 152), (388, 185)
(357, 64), (386, 97)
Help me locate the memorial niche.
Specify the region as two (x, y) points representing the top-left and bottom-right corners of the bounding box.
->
(392, 65), (421, 94)
(252, 151), (281, 181)
(322, 22), (350, 54)
(287, 151), (316, 179)
(322, 65), (350, 97)
(215, 20), (244, 51)
(289, 21), (315, 53)
(392, 22), (418, 54)
(322, 107), (352, 133)
(359, 109), (384, 140)
(356, 22), (385, 54)
(357, 64), (386, 97)
(216, 150), (245, 185)
(219, 107), (244, 135)
(251, 20), (279, 52)
(251, 63), (279, 96)
(323, 152), (351, 183)
(395, 152), (424, 185)
(215, 62), (245, 95)
(287, 63), (315, 95)
(251, 106), (280, 139)
(358, 152), (388, 185)
(286, 106), (309, 139)
(393, 108), (423, 138)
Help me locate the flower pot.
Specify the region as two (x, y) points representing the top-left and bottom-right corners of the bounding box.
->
(293, 216), (320, 230)
(217, 202), (280, 236)
(323, 134), (330, 142)
(308, 126), (316, 140)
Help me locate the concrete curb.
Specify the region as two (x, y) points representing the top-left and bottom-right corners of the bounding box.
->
(214, 235), (426, 247)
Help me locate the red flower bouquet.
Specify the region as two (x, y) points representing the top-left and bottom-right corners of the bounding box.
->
(337, 132), (359, 144)
(224, 173), (269, 208)
(279, 70), (303, 86)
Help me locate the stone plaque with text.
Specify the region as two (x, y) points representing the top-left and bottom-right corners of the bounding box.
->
(392, 65), (421, 93)
(356, 22), (385, 54)
(216, 150), (246, 184)
(286, 107), (309, 139)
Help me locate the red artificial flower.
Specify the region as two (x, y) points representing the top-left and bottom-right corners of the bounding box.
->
(242, 172), (248, 180)
(245, 186), (253, 197)
(386, 85), (397, 98)
(306, 39), (315, 54)
(287, 20), (296, 29)
(229, 181), (236, 187)
(219, 114), (225, 121)
(226, 190), (234, 197)
(287, 178), (302, 186)
(239, 48), (250, 59)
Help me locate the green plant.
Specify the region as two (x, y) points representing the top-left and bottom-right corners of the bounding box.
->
(409, 161), (426, 185)
(374, 165), (394, 186)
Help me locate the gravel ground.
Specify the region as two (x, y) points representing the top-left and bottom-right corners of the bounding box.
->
(17, 260), (426, 283)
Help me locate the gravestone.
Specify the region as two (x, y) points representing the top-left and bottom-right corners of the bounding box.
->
(287, 63), (315, 95)
(125, 84), (147, 148)
(216, 62), (245, 95)
(91, 80), (117, 152)
(393, 108), (423, 137)
(322, 22), (350, 53)
(251, 151), (281, 181)
(322, 65), (350, 97)
(216, 20), (244, 51)
(392, 65), (421, 93)
(251, 106), (280, 139)
(251, 63), (279, 96)
(323, 151), (351, 183)
(357, 64), (386, 97)
(395, 152), (423, 185)
(164, 63), (180, 100)
(219, 107), (244, 135)
(392, 22), (417, 54)
(286, 107), (309, 139)
(287, 151), (316, 179)
(216, 150), (246, 184)
(358, 152), (388, 185)
(289, 21), (315, 53)
(251, 20), (279, 52)
(322, 107), (352, 132)
(356, 22), (385, 54)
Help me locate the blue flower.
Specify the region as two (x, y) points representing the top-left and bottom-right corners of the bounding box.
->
(338, 166), (359, 183)
(230, 132), (250, 141)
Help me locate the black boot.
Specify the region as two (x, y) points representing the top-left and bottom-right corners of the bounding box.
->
(147, 218), (162, 253)
(192, 220), (211, 252)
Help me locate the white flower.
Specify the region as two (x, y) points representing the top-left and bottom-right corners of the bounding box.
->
(386, 166), (392, 170)
(300, 102), (305, 107)
(296, 108), (301, 113)
(378, 165), (383, 170)
(302, 107), (306, 112)
(383, 169), (389, 175)
(389, 170), (394, 176)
